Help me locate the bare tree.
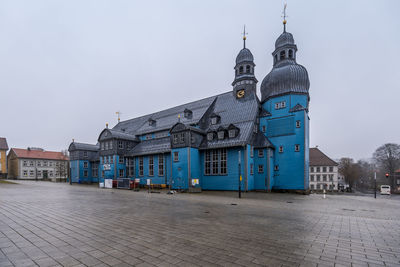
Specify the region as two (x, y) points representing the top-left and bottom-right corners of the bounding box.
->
(338, 157), (360, 191)
(373, 143), (400, 190)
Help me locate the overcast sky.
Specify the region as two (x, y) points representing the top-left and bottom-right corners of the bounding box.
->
(1, 0), (399, 160)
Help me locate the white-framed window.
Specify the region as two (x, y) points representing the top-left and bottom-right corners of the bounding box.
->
(139, 157), (144, 176)
(37, 170), (42, 177)
(83, 151), (88, 158)
(92, 164), (98, 178)
(228, 129), (235, 138)
(30, 161), (34, 167)
(29, 170), (34, 177)
(207, 133), (214, 141)
(310, 167), (314, 172)
(258, 165), (264, 173)
(275, 101), (286, 110)
(323, 167), (327, 172)
(37, 161), (41, 167)
(23, 170), (28, 177)
(109, 141), (113, 149)
(149, 156), (154, 176)
(295, 144), (300, 152)
(329, 166), (333, 172)
(316, 167), (320, 172)
(49, 161), (53, 167)
(127, 158), (134, 177)
(296, 120), (301, 128)
(101, 143), (104, 150)
(158, 154), (164, 176)
(118, 141), (123, 149)
(43, 161), (48, 167)
(258, 149), (264, 158)
(119, 157), (124, 164)
(217, 131), (224, 140)
(119, 169), (124, 177)
(329, 174), (333, 181)
(310, 184), (314, 190)
(323, 175), (327, 181)
(83, 162), (88, 168)
(211, 117), (218, 125)
(23, 161), (27, 167)
(105, 142), (109, 150)
(279, 146), (283, 153)
(317, 175), (321, 181)
(179, 132), (185, 143)
(83, 170), (88, 177)
(49, 171), (53, 177)
(204, 148), (227, 175)
(173, 152), (179, 162)
(173, 134), (179, 144)
(310, 175), (314, 181)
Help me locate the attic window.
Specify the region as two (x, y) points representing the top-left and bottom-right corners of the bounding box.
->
(148, 119), (156, 126)
(228, 129), (236, 138)
(207, 133), (214, 141)
(217, 131), (225, 140)
(184, 109), (193, 119)
(211, 117), (217, 125)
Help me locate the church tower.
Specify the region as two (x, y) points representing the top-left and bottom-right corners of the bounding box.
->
(259, 7), (310, 191)
(232, 27), (258, 99)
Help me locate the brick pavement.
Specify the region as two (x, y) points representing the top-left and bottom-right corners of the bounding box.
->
(0, 181), (399, 266)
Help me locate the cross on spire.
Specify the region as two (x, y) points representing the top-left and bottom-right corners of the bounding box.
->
(282, 2), (288, 32)
(242, 25), (248, 48)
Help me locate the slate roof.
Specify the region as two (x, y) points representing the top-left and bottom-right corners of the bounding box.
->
(309, 148), (338, 166)
(0, 137), (8, 150)
(69, 142), (99, 151)
(236, 48), (254, 64)
(251, 131), (274, 149)
(275, 31), (295, 49)
(289, 103), (307, 113)
(128, 137), (171, 156)
(11, 148), (69, 161)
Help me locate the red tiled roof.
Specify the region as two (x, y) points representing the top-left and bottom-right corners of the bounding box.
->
(11, 148), (69, 161)
(309, 147), (338, 166)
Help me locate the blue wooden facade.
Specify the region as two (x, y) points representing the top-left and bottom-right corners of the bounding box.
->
(69, 23), (310, 192)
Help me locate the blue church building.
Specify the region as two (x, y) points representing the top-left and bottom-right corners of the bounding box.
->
(68, 20), (310, 192)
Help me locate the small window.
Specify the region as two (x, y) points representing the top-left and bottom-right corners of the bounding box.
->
(296, 121), (301, 128)
(173, 152), (179, 162)
(323, 167), (327, 172)
(217, 131), (225, 140)
(173, 134), (178, 144)
(43, 161), (48, 167)
(118, 141), (123, 149)
(207, 133), (214, 141)
(329, 174), (333, 181)
(274, 165), (279, 171)
(105, 142), (109, 150)
(23, 161), (27, 167)
(83, 162), (88, 168)
(119, 169), (124, 177)
(139, 157), (144, 176)
(211, 117), (218, 125)
(23, 170), (28, 177)
(30, 161), (34, 166)
(83, 151), (88, 158)
(329, 167), (333, 172)
(288, 49), (293, 59)
(228, 129), (236, 138)
(180, 132), (185, 143)
(119, 157), (124, 164)
(316, 167), (320, 172)
(29, 170), (34, 177)
(280, 50), (286, 60)
(317, 175), (321, 181)
(83, 170), (88, 177)
(317, 184), (321, 189)
(295, 144), (300, 152)
(250, 164), (254, 175)
(310, 175), (314, 181)
(49, 161), (53, 167)
(258, 149), (264, 158)
(149, 156), (154, 176)
(239, 66), (243, 74)
(258, 165), (264, 173)
(279, 146), (283, 153)
(323, 175), (327, 181)
(246, 65), (250, 73)
(310, 184), (314, 190)
(262, 125), (266, 133)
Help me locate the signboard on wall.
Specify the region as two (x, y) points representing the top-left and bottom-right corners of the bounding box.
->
(103, 164), (111, 171)
(104, 179), (113, 188)
(192, 179), (199, 186)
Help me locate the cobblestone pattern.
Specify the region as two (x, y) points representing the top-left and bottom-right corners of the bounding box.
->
(0, 181), (399, 266)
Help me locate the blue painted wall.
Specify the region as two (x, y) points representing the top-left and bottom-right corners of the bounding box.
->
(171, 147), (189, 190)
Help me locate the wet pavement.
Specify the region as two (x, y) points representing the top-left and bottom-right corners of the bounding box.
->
(0, 181), (399, 267)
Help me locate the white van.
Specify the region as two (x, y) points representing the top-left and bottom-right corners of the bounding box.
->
(380, 185), (391, 195)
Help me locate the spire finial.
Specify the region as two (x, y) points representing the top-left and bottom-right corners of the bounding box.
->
(242, 25), (248, 48)
(282, 2), (288, 32)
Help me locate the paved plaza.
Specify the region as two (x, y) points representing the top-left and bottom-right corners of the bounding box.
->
(0, 181), (399, 267)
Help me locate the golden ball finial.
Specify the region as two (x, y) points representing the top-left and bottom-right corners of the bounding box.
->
(283, 20), (287, 25)
(243, 36), (247, 41)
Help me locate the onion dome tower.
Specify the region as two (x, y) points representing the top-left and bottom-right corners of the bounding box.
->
(260, 16), (310, 103)
(232, 26), (258, 99)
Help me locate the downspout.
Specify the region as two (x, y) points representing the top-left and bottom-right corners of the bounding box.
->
(244, 145), (248, 192)
(266, 148), (270, 191)
(188, 131), (191, 190)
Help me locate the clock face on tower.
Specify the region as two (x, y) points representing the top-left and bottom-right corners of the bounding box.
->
(236, 89), (245, 99)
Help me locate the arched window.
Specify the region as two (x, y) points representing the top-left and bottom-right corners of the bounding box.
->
(246, 65), (250, 73)
(280, 50), (286, 60)
(288, 49), (293, 59)
(239, 66), (243, 74)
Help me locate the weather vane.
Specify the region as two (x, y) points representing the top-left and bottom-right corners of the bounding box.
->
(282, 2), (288, 31)
(242, 25), (248, 48)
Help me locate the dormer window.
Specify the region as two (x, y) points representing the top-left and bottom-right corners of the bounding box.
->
(217, 131), (225, 140)
(246, 65), (250, 73)
(228, 129), (235, 138)
(227, 124), (239, 138)
(210, 114), (220, 125)
(184, 108), (193, 119)
(148, 118), (156, 126)
(207, 132), (214, 141)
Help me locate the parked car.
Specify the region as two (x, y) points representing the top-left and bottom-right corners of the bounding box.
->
(380, 185), (391, 195)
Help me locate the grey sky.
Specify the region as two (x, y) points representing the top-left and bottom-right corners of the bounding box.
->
(1, 0), (399, 160)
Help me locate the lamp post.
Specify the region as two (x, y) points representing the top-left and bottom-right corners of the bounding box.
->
(374, 171), (377, 199)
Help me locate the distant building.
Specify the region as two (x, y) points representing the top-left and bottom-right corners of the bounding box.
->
(309, 148), (339, 191)
(0, 137), (9, 178)
(394, 169), (400, 193)
(7, 148), (69, 181)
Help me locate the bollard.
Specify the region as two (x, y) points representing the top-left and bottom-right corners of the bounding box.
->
(323, 189), (326, 199)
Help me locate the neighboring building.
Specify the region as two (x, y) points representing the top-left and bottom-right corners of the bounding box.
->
(68, 142), (100, 183)
(309, 147), (339, 191)
(394, 169), (400, 193)
(70, 18), (311, 191)
(7, 148), (69, 181)
(0, 137), (9, 178)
